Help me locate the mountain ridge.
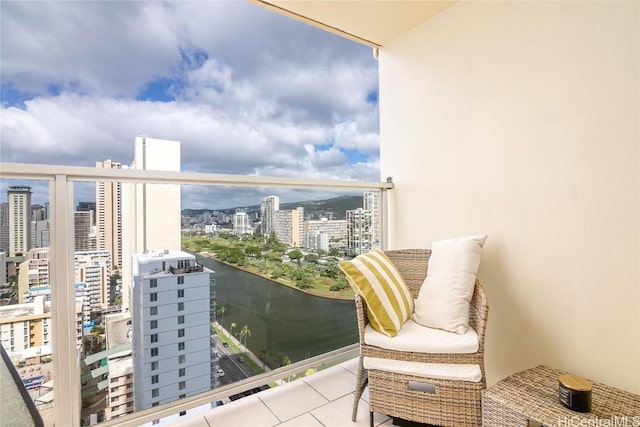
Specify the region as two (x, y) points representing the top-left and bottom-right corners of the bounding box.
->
(181, 194), (364, 221)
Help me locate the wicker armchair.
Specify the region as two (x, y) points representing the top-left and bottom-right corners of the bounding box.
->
(352, 249), (489, 427)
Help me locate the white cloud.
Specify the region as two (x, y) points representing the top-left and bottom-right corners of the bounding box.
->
(1, 1), (181, 96)
(0, 0), (380, 209)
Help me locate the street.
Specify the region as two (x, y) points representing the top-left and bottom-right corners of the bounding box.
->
(216, 342), (256, 386)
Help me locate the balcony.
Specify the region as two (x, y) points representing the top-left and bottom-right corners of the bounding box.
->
(1, 1), (639, 424)
(164, 358), (390, 427)
(0, 162), (390, 426)
(169, 265), (204, 275)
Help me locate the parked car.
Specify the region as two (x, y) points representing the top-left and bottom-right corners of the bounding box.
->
(237, 356), (245, 363)
(222, 354), (229, 359)
(216, 369), (225, 377)
(222, 342), (228, 347)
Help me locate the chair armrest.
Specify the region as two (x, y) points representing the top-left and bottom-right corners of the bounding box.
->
(469, 280), (489, 352)
(354, 294), (368, 345)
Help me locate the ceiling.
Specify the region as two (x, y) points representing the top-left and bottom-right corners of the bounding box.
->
(249, 1), (458, 48)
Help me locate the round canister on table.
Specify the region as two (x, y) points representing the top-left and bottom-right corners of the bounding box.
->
(559, 374), (593, 412)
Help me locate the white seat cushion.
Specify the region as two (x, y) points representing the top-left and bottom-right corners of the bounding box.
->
(364, 318), (479, 354)
(364, 357), (482, 382)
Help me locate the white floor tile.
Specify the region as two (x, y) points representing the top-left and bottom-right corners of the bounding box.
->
(341, 358), (360, 375)
(276, 413), (324, 427)
(304, 365), (357, 401)
(164, 414), (211, 427)
(258, 379), (329, 422)
(166, 359), (375, 427)
(310, 393), (390, 427)
(204, 394), (279, 427)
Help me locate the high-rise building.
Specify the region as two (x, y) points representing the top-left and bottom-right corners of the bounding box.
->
(121, 137), (181, 313)
(74, 211), (92, 251)
(0, 202), (8, 253)
(0, 252), (6, 287)
(273, 207), (304, 247)
(363, 191), (381, 248)
(23, 283), (92, 326)
(8, 186), (32, 256)
(131, 251), (216, 412)
(32, 220), (50, 248)
(21, 248), (51, 299)
(96, 160), (122, 269)
(306, 230), (329, 252)
(19, 248), (111, 318)
(304, 218), (348, 251)
(260, 196), (279, 237)
(346, 208), (373, 256)
(76, 202), (96, 225)
(0, 296), (83, 352)
(75, 250), (111, 315)
(233, 209), (253, 236)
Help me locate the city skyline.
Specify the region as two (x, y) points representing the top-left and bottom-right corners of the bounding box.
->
(0, 1), (380, 209)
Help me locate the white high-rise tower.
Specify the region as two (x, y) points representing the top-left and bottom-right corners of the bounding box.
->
(121, 137), (181, 313)
(363, 191), (381, 248)
(131, 251), (216, 412)
(260, 195), (279, 237)
(96, 159), (122, 269)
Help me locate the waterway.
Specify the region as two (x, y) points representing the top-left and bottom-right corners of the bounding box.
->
(197, 256), (358, 369)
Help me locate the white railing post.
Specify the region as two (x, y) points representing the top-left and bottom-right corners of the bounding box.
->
(49, 176), (81, 426)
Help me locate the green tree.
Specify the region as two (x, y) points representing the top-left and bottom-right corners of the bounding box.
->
(245, 245), (261, 258)
(304, 253), (319, 263)
(92, 325), (105, 339)
(239, 325), (252, 351)
(230, 322), (237, 339)
(217, 305), (226, 332)
(289, 268), (309, 288)
(288, 249), (303, 264)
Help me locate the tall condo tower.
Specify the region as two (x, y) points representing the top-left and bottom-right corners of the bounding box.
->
(363, 191), (381, 248)
(8, 186), (32, 256)
(74, 211), (92, 251)
(131, 251), (216, 412)
(96, 159), (122, 269)
(273, 207), (304, 247)
(121, 137), (181, 313)
(260, 195), (279, 237)
(346, 208), (373, 256)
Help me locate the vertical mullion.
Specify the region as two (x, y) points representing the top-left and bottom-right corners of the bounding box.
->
(50, 176), (80, 426)
(381, 187), (389, 251)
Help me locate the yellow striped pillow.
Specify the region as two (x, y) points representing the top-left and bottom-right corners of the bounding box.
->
(339, 249), (414, 337)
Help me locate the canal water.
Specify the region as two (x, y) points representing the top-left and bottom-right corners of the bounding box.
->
(197, 256), (358, 368)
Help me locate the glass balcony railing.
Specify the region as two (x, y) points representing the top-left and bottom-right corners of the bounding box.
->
(0, 162), (392, 426)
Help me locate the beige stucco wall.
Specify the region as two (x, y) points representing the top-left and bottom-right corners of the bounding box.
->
(379, 1), (640, 393)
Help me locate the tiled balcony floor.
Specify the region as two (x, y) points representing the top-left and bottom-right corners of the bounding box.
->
(167, 358), (393, 427)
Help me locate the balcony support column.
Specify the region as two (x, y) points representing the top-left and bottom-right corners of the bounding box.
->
(50, 176), (81, 426)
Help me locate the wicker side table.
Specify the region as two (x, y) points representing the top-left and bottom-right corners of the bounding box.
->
(482, 365), (640, 426)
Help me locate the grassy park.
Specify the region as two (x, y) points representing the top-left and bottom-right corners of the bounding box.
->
(182, 232), (354, 300)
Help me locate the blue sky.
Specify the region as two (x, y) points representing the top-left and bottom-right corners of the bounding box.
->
(0, 1), (380, 208)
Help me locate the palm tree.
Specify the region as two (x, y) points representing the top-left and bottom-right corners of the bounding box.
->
(239, 325), (251, 351)
(217, 305), (226, 332)
(229, 322), (237, 340)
